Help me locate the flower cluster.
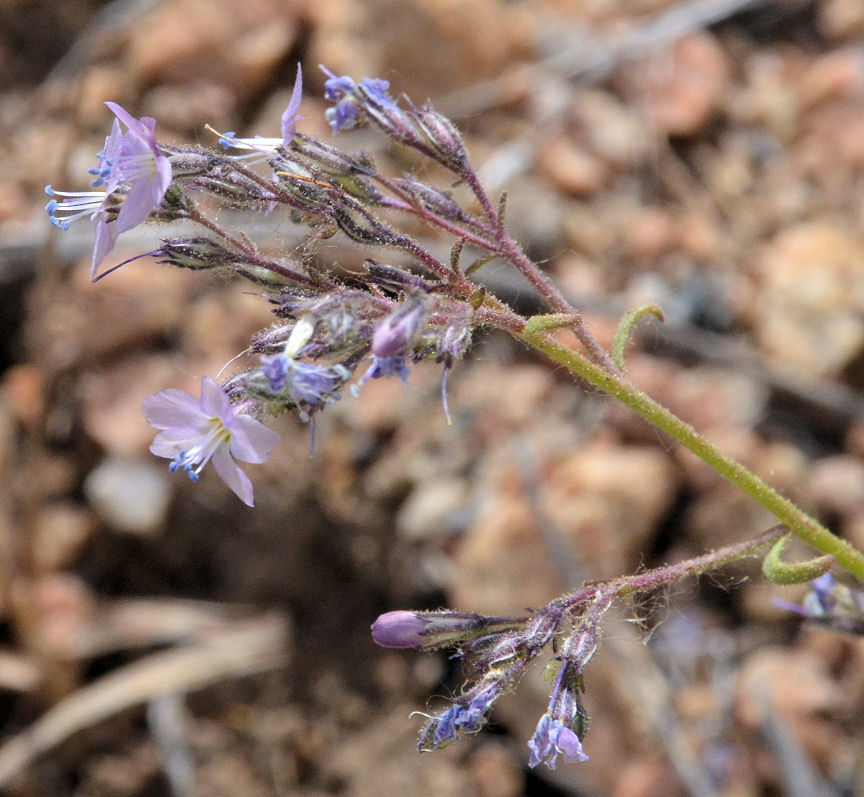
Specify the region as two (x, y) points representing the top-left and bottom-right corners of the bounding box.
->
(45, 65), (515, 506)
(373, 586), (614, 768)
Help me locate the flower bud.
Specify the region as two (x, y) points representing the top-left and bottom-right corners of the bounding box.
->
(372, 610), (520, 650)
(409, 105), (468, 169)
(156, 237), (238, 270)
(371, 611), (428, 648)
(371, 301), (425, 359)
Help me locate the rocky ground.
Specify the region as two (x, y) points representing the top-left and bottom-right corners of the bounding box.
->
(1, 0), (864, 794)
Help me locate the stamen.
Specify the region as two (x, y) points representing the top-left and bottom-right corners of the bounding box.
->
(167, 419), (231, 482)
(44, 186), (109, 230)
(204, 124), (280, 162)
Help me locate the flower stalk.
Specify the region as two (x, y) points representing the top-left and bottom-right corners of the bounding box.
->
(520, 315), (864, 583)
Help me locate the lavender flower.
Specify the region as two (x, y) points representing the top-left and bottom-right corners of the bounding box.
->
(371, 611), (428, 648)
(260, 355), (351, 411)
(321, 68), (361, 133)
(142, 376), (279, 507)
(527, 657), (591, 768)
(321, 67), (400, 135)
(45, 102), (172, 278)
(216, 64), (303, 154)
(419, 681), (503, 751)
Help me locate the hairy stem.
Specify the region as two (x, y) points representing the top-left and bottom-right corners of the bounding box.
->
(459, 165), (619, 371)
(521, 317), (864, 582)
(185, 207), (320, 287)
(560, 525), (787, 614)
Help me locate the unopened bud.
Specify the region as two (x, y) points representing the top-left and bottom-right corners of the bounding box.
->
(372, 610), (521, 650)
(409, 105), (468, 168)
(156, 237), (237, 270)
(371, 301), (425, 358)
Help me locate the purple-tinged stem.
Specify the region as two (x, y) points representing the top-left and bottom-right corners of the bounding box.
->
(473, 305), (526, 336)
(458, 165), (618, 372)
(561, 525), (787, 614)
(378, 195), (500, 252)
(185, 207), (320, 287)
(393, 234), (464, 284)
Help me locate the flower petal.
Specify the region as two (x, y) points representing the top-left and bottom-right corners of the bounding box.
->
(91, 212), (119, 279)
(554, 726), (588, 763)
(280, 63), (303, 144)
(228, 414), (280, 464)
(105, 102), (156, 146)
(149, 434), (183, 459)
(142, 387), (209, 430)
(210, 445), (255, 506)
(199, 376), (234, 419)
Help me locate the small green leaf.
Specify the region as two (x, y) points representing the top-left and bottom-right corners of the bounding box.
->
(611, 304), (665, 370)
(762, 534), (834, 584)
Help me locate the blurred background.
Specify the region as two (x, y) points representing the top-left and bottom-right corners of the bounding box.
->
(1, 0), (864, 794)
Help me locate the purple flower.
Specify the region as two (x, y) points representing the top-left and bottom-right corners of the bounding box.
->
(45, 103), (172, 279)
(419, 681), (503, 751)
(261, 355), (350, 408)
(320, 69), (401, 135)
(280, 64), (304, 144)
(809, 572), (838, 613)
(361, 354), (410, 383)
(774, 572), (864, 634)
(142, 376), (279, 507)
(456, 684), (499, 733)
(322, 70), (356, 101)
(359, 78), (394, 107)
(428, 706), (459, 747)
(327, 99), (360, 135)
(774, 573), (837, 618)
(262, 355), (290, 393)
(422, 697), (489, 749)
(216, 64), (304, 154)
(320, 67), (362, 133)
(527, 715), (589, 769)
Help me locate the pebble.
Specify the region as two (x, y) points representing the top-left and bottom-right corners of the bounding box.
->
(538, 135), (610, 196)
(126, 0), (302, 95)
(32, 502), (97, 572)
(627, 32), (731, 137)
(805, 454), (864, 517)
(819, 0), (864, 40)
(751, 221), (864, 376)
(543, 440), (678, 577)
(396, 477), (471, 541)
(80, 354), (181, 457)
(84, 457), (172, 536)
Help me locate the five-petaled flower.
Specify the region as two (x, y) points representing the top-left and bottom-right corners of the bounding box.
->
(44, 102), (172, 279)
(143, 376), (279, 507)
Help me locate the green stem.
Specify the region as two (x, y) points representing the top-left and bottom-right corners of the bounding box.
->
(521, 317), (864, 582)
